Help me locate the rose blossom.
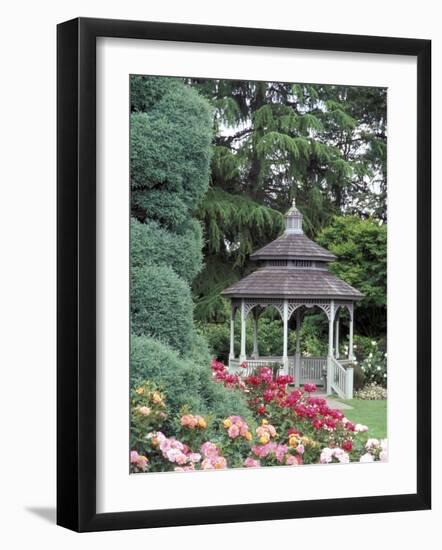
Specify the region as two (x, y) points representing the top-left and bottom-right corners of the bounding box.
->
(244, 457), (261, 468)
(320, 447), (334, 464)
(228, 424), (240, 438)
(286, 454), (302, 466)
(188, 453), (201, 463)
(296, 444), (305, 455)
(333, 448), (350, 463)
(130, 450), (139, 464)
(359, 453), (374, 463)
(355, 423), (369, 432)
(365, 438), (380, 450)
(201, 441), (219, 458)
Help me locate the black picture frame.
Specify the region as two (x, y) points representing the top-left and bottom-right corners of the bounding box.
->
(57, 17), (431, 532)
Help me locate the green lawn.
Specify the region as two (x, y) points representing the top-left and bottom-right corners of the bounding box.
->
(336, 399), (387, 439)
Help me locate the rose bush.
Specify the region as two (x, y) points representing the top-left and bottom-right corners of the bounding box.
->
(130, 359), (388, 473)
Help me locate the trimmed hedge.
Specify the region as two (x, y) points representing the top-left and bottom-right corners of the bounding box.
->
(131, 264), (193, 355)
(131, 335), (252, 422)
(130, 76), (181, 113)
(131, 218), (203, 284)
(130, 81), (212, 229)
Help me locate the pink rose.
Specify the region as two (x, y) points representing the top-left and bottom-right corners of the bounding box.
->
(130, 450), (139, 464)
(228, 424), (240, 438)
(201, 442), (219, 458)
(188, 453), (201, 463)
(244, 457), (261, 468)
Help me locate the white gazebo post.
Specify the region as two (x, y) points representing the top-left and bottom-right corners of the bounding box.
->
(335, 310), (340, 359)
(282, 299), (288, 374)
(327, 300), (335, 394)
(229, 304), (235, 361)
(252, 309), (259, 359)
(239, 299), (247, 363)
(348, 304), (354, 361)
(294, 308), (301, 387)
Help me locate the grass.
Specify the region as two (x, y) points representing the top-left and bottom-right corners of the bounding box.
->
(336, 398), (387, 439)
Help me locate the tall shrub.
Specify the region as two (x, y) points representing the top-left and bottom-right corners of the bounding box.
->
(131, 218), (203, 284)
(130, 75), (213, 363)
(131, 264), (194, 355)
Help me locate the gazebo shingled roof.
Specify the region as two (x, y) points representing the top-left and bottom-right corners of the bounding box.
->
(221, 267), (363, 299)
(250, 232), (336, 262)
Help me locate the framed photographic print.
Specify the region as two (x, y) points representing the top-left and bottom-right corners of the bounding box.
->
(57, 17), (431, 532)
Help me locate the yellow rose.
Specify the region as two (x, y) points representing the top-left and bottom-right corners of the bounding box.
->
(223, 418), (232, 428)
(137, 406), (151, 416)
(198, 418), (207, 429)
(245, 431), (252, 441)
(288, 436), (298, 448)
(259, 434), (270, 445)
(135, 387), (144, 395)
(261, 419), (269, 425)
(151, 391), (163, 404)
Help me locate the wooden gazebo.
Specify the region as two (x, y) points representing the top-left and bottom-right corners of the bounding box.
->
(222, 200), (363, 399)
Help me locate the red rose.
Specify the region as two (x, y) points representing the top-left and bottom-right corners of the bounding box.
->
(342, 440), (353, 452)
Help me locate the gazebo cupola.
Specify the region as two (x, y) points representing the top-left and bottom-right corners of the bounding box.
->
(222, 199), (364, 399)
(285, 199), (303, 234)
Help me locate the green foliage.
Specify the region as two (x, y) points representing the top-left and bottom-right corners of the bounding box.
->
(317, 216), (387, 336)
(131, 264), (194, 355)
(352, 363), (367, 391)
(131, 335), (252, 422)
(130, 75), (214, 357)
(198, 188), (284, 262)
(131, 217), (203, 284)
(131, 75), (181, 113)
(130, 77), (213, 229)
(194, 188), (284, 322)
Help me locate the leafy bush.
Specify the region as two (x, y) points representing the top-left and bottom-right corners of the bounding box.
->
(317, 216), (387, 336)
(353, 336), (387, 387)
(131, 264), (194, 355)
(354, 383), (387, 400)
(130, 335), (252, 424)
(131, 76), (181, 113)
(131, 218), (203, 284)
(352, 363), (367, 391)
(130, 81), (213, 229)
(188, 329), (212, 368)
